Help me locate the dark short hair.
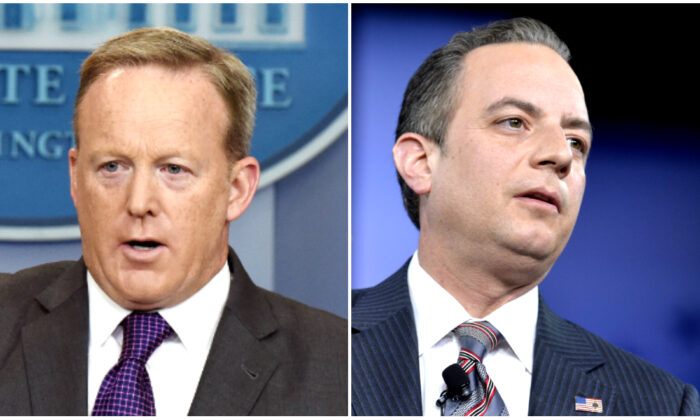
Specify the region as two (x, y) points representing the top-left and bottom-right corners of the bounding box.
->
(395, 17), (571, 228)
(74, 26), (256, 161)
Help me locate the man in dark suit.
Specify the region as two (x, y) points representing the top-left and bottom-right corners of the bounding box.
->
(0, 27), (346, 415)
(352, 17), (699, 416)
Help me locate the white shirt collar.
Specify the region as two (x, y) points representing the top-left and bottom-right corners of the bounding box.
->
(87, 261), (231, 353)
(407, 251), (538, 373)
(486, 282), (538, 374)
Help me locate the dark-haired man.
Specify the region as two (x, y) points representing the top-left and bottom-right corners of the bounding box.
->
(352, 17), (699, 416)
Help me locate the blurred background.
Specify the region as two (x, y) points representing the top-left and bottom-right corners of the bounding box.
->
(352, 4), (699, 389)
(0, 3), (347, 318)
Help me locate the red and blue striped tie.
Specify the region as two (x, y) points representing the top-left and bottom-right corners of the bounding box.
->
(445, 321), (508, 416)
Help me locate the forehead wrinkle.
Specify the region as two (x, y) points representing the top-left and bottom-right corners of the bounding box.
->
(85, 126), (197, 161)
(88, 96), (202, 150)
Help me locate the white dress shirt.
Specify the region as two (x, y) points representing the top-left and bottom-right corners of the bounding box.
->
(407, 252), (539, 416)
(87, 262), (230, 416)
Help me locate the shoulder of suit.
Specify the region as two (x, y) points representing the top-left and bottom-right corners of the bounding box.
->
(561, 315), (695, 396)
(258, 287), (347, 341)
(353, 259), (410, 304)
(351, 261), (412, 331)
(0, 261), (79, 368)
(0, 260), (76, 305)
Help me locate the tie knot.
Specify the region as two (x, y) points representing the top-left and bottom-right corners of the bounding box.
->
(120, 312), (173, 362)
(453, 321), (501, 359)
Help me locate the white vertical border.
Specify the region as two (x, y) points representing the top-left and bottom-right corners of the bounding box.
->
(346, 2), (353, 416)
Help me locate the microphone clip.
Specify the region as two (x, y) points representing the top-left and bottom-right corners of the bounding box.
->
(436, 363), (472, 414)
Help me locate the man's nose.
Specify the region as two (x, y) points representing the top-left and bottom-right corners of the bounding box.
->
(530, 125), (573, 178)
(126, 169), (160, 218)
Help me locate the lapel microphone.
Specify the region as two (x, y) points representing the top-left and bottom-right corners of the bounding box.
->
(436, 363), (472, 415)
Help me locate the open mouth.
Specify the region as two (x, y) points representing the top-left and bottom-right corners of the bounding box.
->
(523, 192), (555, 206)
(518, 190), (560, 212)
(127, 240), (162, 251)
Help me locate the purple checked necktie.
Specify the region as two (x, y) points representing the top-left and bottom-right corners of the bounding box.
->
(92, 312), (173, 416)
(443, 321), (509, 416)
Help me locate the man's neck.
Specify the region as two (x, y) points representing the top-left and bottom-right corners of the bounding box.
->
(417, 238), (549, 318)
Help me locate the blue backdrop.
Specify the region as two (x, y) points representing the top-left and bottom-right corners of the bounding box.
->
(0, 4), (348, 318)
(351, 4), (700, 390)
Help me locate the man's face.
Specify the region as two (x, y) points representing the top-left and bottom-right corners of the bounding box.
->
(423, 43), (591, 275)
(70, 65), (236, 310)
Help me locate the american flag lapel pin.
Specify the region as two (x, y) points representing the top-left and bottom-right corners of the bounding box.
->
(575, 396), (603, 413)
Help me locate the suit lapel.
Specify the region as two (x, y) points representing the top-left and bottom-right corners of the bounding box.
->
(352, 261), (422, 416)
(529, 295), (617, 415)
(22, 260), (89, 415)
(188, 249), (280, 415)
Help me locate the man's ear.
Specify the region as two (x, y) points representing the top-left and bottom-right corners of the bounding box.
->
(393, 132), (438, 195)
(68, 147), (79, 207)
(226, 156), (260, 222)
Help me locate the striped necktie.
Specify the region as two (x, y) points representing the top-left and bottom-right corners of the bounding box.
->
(92, 312), (173, 416)
(442, 321), (509, 416)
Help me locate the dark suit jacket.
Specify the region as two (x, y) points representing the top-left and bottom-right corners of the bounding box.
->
(352, 260), (700, 416)
(0, 248), (347, 415)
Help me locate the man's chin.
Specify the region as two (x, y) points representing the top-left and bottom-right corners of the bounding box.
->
(504, 222), (570, 257)
(114, 292), (172, 311)
(103, 272), (177, 310)
(501, 234), (562, 265)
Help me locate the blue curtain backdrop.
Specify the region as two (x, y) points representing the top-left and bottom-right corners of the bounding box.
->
(351, 4), (700, 390)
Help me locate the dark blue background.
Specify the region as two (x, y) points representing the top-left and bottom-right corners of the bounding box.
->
(351, 4), (700, 390)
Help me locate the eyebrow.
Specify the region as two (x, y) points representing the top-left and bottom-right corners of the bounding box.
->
(562, 116), (594, 141)
(486, 97), (543, 118)
(485, 96), (593, 140)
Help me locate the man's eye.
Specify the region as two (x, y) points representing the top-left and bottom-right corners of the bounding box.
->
(501, 118), (524, 129)
(166, 164), (182, 174)
(568, 138), (586, 153)
(103, 161), (120, 172)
